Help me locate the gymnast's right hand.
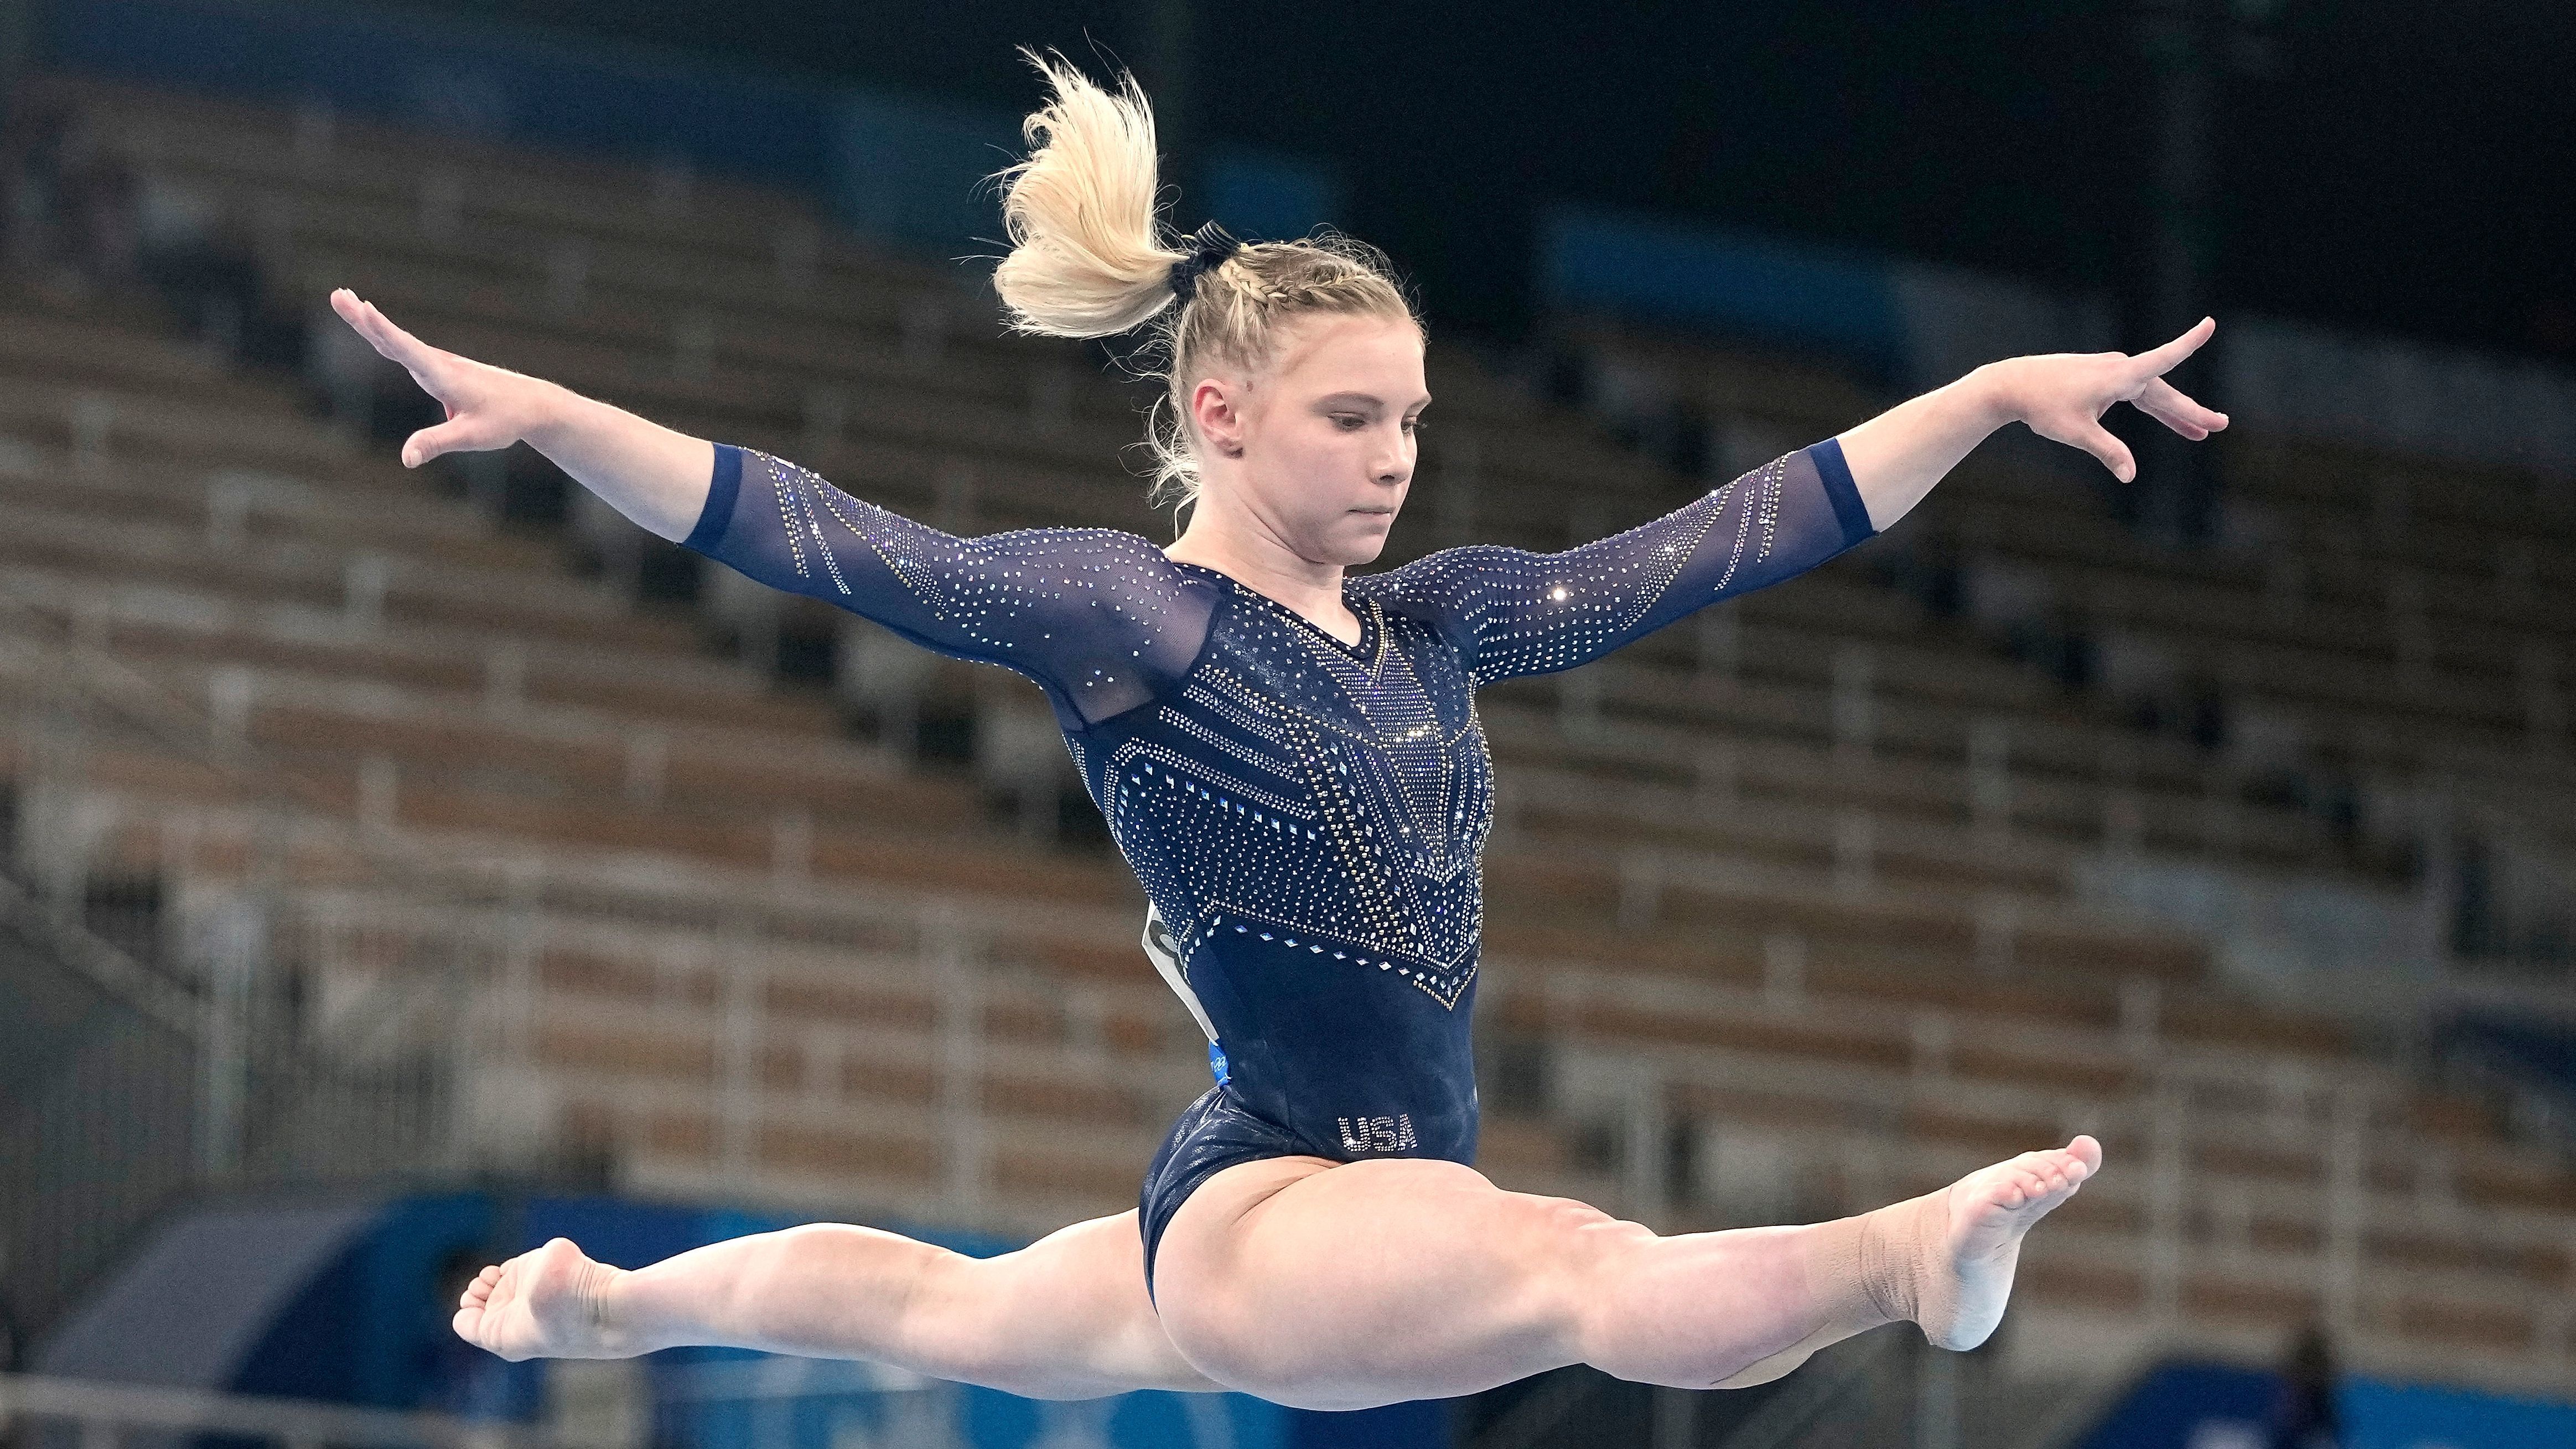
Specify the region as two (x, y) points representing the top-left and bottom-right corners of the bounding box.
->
(329, 287), (550, 470)
(454, 1235), (634, 1360)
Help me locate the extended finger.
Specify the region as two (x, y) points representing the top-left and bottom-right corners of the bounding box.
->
(329, 288), (438, 371)
(328, 287), (403, 358)
(2134, 377), (2228, 438)
(2132, 315), (2216, 377)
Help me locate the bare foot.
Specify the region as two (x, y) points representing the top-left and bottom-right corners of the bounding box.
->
(454, 1236), (632, 1360)
(1900, 1135), (2102, 1350)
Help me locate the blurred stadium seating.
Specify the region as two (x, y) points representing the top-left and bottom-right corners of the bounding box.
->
(1, 49), (2570, 1449)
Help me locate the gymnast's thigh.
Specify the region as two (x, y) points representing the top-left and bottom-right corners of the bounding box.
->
(1148, 1155), (1644, 1409)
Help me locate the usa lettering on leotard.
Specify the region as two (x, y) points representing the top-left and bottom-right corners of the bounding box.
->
(1338, 1114), (1420, 1154)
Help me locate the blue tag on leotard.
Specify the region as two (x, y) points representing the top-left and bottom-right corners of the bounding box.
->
(1209, 1041), (1230, 1084)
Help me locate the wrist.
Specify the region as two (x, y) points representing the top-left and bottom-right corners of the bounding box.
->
(518, 377), (584, 454)
(1958, 361), (2025, 432)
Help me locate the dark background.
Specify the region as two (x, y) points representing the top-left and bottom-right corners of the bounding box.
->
(366, 0), (2572, 361)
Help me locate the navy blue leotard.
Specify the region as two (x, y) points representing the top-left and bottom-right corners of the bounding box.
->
(681, 438), (1878, 1307)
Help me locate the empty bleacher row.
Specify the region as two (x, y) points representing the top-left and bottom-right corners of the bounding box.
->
(1, 70), (2568, 1393)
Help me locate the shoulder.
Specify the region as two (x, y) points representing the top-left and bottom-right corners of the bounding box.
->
(962, 525), (1187, 579)
(946, 528), (1210, 630)
(1349, 548), (1517, 655)
(1349, 544), (1524, 614)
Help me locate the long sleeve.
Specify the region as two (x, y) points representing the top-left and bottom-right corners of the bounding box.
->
(678, 443), (1214, 728)
(1352, 439), (1877, 686)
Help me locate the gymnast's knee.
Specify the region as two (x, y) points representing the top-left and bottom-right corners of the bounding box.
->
(1546, 1203), (1663, 1366)
(1554, 1213), (1826, 1390)
(883, 1248), (1122, 1398)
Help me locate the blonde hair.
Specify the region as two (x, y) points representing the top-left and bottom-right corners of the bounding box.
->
(981, 46), (1424, 521)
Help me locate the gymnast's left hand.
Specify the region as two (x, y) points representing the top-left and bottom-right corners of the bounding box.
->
(1984, 316), (2229, 483)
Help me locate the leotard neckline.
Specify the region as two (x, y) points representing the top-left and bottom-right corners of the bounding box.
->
(1164, 556), (1377, 660)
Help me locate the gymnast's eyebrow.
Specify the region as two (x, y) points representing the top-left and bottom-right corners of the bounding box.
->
(1316, 391), (1433, 409)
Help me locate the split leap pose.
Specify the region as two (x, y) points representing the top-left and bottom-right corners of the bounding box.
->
(333, 48), (2221, 1414)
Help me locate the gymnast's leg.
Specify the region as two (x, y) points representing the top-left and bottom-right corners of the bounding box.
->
(451, 1208), (1222, 1400)
(1148, 1136), (2101, 1412)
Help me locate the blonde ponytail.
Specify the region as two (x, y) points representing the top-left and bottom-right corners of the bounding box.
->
(981, 47), (1423, 521)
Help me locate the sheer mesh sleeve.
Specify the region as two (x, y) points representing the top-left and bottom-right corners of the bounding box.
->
(1354, 439), (1878, 686)
(679, 443), (1214, 728)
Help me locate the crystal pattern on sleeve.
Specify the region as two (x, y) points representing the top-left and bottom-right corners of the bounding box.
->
(681, 443), (1212, 730)
(1354, 438), (1876, 686)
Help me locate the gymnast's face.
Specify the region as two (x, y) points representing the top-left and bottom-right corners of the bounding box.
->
(1189, 312), (1428, 567)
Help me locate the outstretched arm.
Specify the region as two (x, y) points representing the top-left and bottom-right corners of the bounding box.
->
(1837, 315), (2228, 532)
(1363, 440), (1878, 686)
(330, 288), (712, 541)
(327, 288), (1209, 727)
(1366, 318), (2230, 687)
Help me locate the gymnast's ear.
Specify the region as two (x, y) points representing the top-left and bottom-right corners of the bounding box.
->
(1185, 374), (1251, 460)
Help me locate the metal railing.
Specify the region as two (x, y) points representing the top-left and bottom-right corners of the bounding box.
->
(0, 1374), (590, 1449)
(0, 835), (460, 1336)
(0, 1367), (1035, 1449)
(0, 1360), (1236, 1449)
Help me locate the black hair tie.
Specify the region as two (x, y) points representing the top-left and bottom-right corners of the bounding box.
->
(1167, 221), (1243, 305)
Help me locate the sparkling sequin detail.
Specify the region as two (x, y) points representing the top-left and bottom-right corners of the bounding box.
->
(683, 440), (1875, 1166)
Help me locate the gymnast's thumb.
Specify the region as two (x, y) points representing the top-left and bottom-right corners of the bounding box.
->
(2080, 426), (2137, 484)
(402, 419), (476, 469)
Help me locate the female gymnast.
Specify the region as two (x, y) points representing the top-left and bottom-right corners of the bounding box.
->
(329, 48), (2223, 1414)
